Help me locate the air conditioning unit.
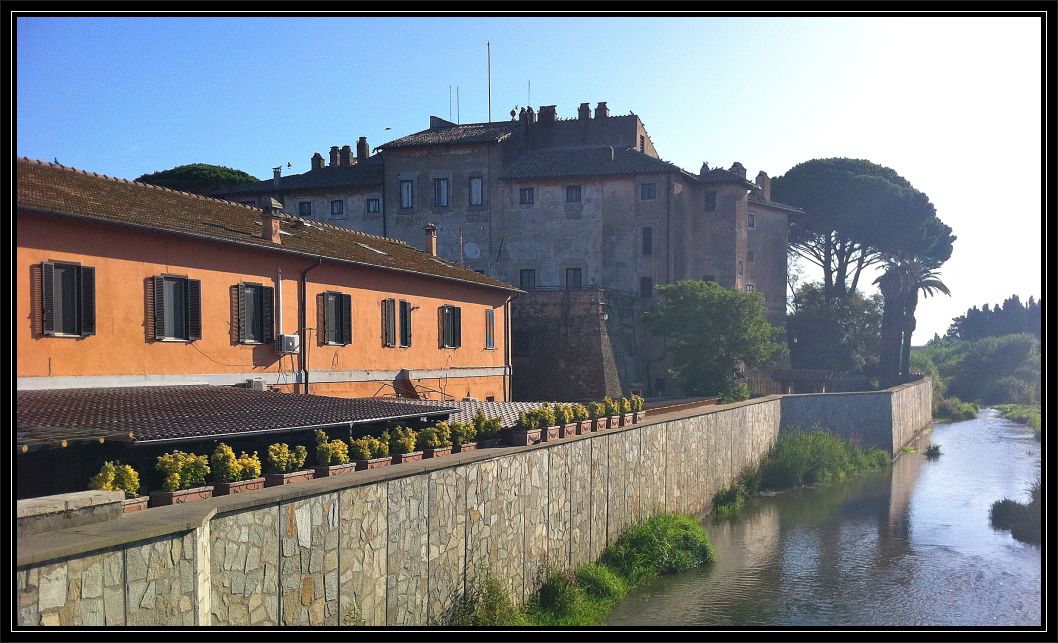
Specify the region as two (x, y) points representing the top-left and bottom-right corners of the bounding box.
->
(276, 333), (300, 354)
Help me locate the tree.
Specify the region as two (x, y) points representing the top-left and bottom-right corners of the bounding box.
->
(643, 280), (786, 401)
(135, 163), (259, 196)
(898, 261), (951, 379)
(946, 295), (1042, 340)
(787, 282), (882, 373)
(771, 158), (955, 303)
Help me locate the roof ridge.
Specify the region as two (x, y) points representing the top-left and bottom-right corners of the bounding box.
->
(293, 216), (411, 247)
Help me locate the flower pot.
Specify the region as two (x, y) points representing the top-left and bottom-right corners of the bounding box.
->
(313, 463), (357, 478)
(453, 442), (477, 454)
(355, 457), (392, 471)
(542, 425), (561, 442)
(392, 451), (423, 465)
(620, 413), (634, 427)
(633, 410), (647, 423)
(213, 477), (266, 496)
(560, 423), (578, 438)
(122, 496), (149, 513)
(608, 416), (620, 430)
(576, 420), (592, 435)
(590, 418), (604, 432)
(423, 446), (452, 459)
(264, 470), (315, 487)
(149, 485), (214, 507)
(506, 427), (542, 446)
(475, 438), (504, 449)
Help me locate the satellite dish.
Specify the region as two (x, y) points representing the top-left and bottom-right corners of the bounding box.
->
(464, 242), (481, 260)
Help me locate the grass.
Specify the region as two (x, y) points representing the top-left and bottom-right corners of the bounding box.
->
(995, 403), (1042, 440)
(447, 513), (714, 626)
(934, 396), (980, 422)
(989, 475), (1041, 545)
(924, 443), (942, 459)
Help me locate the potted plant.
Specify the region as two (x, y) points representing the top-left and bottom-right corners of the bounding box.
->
(472, 411), (504, 448)
(419, 422), (453, 458)
(631, 394), (647, 423)
(89, 461), (147, 513)
(537, 405), (560, 442)
(588, 401), (607, 432)
(350, 434), (391, 470)
(314, 429), (356, 478)
(263, 443), (313, 487)
(211, 443), (265, 496)
(571, 403), (591, 435)
(506, 410), (544, 446)
(619, 396), (634, 427)
(450, 420), (478, 453)
(554, 403), (577, 438)
(604, 397), (621, 429)
(389, 426), (422, 464)
(150, 450), (212, 506)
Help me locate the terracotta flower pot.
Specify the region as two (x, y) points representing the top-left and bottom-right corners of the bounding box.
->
(392, 451), (423, 464)
(453, 442), (477, 454)
(633, 410), (647, 423)
(590, 418), (604, 432)
(313, 463), (357, 478)
(576, 420), (592, 435)
(542, 425), (561, 442)
(149, 485), (213, 507)
(506, 428), (543, 446)
(213, 477), (266, 496)
(608, 416), (620, 430)
(264, 470), (315, 487)
(560, 423), (578, 438)
(122, 496), (149, 513)
(620, 413), (634, 427)
(423, 446), (452, 459)
(355, 457), (392, 471)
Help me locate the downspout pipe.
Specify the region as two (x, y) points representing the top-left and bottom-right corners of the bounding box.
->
(300, 259), (324, 394)
(504, 295), (513, 401)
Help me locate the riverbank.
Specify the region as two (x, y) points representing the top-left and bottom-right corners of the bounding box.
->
(995, 404), (1041, 440)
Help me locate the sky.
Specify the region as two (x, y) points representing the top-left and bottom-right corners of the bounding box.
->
(15, 16), (1044, 342)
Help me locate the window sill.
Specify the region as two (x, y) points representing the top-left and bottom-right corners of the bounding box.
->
(48, 332), (87, 339)
(324, 342), (351, 347)
(157, 338), (195, 343)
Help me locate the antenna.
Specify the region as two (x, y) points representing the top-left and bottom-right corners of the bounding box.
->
(528, 80), (531, 106)
(449, 85), (452, 120)
(457, 86), (460, 124)
(487, 41), (492, 123)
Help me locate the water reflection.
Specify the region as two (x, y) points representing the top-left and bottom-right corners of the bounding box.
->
(607, 410), (1041, 626)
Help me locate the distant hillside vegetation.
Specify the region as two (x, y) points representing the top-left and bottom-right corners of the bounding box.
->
(135, 163), (259, 196)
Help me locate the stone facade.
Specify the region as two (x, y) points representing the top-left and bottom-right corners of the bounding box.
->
(18, 550), (125, 626)
(126, 534), (197, 625)
(280, 495), (340, 625)
(210, 508), (279, 625)
(338, 483), (387, 625)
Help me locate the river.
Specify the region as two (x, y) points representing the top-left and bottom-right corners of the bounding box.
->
(606, 408), (1042, 626)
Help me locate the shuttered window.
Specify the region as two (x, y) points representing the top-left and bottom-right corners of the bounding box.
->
(399, 300), (413, 347)
(381, 298), (396, 347)
(440, 305), (461, 349)
(323, 292), (352, 345)
(41, 262), (95, 337)
(237, 283), (274, 343)
(469, 177), (483, 206)
(485, 308), (495, 349)
(153, 275), (201, 341)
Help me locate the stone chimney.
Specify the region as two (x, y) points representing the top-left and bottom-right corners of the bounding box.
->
(261, 198), (283, 245)
(357, 137), (370, 162)
(729, 162), (746, 179)
(339, 145), (353, 166)
(525, 105), (537, 124)
(755, 170), (772, 200)
(539, 105), (556, 124)
(311, 152), (325, 171)
(423, 223), (438, 257)
(594, 101), (610, 119)
(329, 146), (339, 167)
(272, 166), (282, 188)
(578, 102), (591, 121)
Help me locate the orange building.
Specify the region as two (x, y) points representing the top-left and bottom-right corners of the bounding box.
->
(16, 158), (519, 401)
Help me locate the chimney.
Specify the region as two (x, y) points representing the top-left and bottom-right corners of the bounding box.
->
(261, 198), (283, 245)
(594, 101), (609, 119)
(755, 170), (772, 200)
(339, 145), (353, 166)
(700, 162), (710, 176)
(329, 146), (339, 167)
(273, 166), (282, 188)
(423, 223), (438, 257)
(539, 105), (556, 124)
(578, 102), (590, 121)
(311, 152), (325, 170)
(729, 162), (746, 179)
(525, 105), (536, 124)
(357, 136), (369, 162)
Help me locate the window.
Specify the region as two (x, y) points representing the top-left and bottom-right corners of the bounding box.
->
(298, 201), (312, 218)
(434, 178), (450, 207)
(440, 305), (462, 348)
(746, 284), (755, 292)
(748, 250), (755, 262)
(641, 183), (656, 200)
(153, 275), (201, 341)
(566, 185), (581, 202)
(519, 187), (535, 205)
(330, 199), (345, 218)
(748, 213), (756, 228)
(520, 269), (536, 291)
(640, 276), (654, 299)
(566, 268), (582, 290)
(399, 299), (413, 348)
(705, 191), (717, 212)
(323, 292), (352, 345)
(238, 283), (274, 343)
(41, 262), (95, 337)
(485, 308), (495, 349)
(469, 177), (484, 206)
(381, 298), (396, 347)
(366, 198), (381, 214)
(400, 180), (414, 209)
(642, 227), (653, 255)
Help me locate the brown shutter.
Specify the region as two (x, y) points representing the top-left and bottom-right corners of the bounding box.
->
(187, 279), (202, 341)
(79, 266), (96, 336)
(237, 283), (247, 343)
(381, 299), (389, 347)
(317, 293), (327, 345)
(154, 276), (166, 340)
(454, 306), (461, 348)
(438, 306), (445, 348)
(261, 286), (275, 342)
(341, 294), (352, 345)
(41, 262), (55, 335)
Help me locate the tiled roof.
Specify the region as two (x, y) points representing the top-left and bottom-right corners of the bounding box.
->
(502, 146), (688, 180)
(219, 156), (383, 195)
(16, 386), (459, 447)
(699, 168), (759, 189)
(378, 121), (519, 150)
(397, 399), (549, 428)
(17, 158), (517, 292)
(748, 192), (804, 213)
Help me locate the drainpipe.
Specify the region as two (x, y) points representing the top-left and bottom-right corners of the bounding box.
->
(504, 295), (512, 401)
(276, 267), (283, 335)
(381, 154), (387, 238)
(299, 259), (324, 394)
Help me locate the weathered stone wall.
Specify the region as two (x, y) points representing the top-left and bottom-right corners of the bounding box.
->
(17, 490), (124, 538)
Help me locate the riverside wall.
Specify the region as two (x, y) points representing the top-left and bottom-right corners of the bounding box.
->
(15, 378), (931, 627)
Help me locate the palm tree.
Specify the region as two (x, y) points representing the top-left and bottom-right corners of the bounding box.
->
(899, 261), (951, 379)
(875, 266), (907, 388)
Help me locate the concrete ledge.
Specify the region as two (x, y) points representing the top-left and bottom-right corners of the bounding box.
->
(17, 490), (125, 539)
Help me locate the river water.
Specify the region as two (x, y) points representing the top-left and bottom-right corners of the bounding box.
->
(607, 408), (1042, 627)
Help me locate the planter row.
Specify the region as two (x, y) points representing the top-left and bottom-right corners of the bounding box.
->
(505, 411), (648, 446)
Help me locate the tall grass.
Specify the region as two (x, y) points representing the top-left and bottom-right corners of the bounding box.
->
(995, 403), (1042, 440)
(934, 396), (979, 422)
(989, 475), (1041, 545)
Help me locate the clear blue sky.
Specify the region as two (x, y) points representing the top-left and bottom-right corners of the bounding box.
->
(16, 16), (1043, 342)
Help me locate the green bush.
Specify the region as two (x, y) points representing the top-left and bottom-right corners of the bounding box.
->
(88, 461), (141, 498)
(449, 420), (477, 446)
(588, 401), (606, 419)
(315, 430), (350, 466)
(472, 411), (502, 440)
(601, 513), (716, 585)
(266, 443), (307, 474)
(630, 394), (645, 412)
(211, 443), (261, 482)
(349, 435), (389, 460)
(574, 563), (627, 602)
(602, 397), (621, 417)
(156, 450), (210, 491)
(756, 430), (890, 491)
(571, 403), (590, 422)
(935, 396), (978, 422)
(620, 397), (632, 414)
(418, 423), (452, 449)
(553, 403), (573, 425)
(719, 381), (751, 403)
(446, 570), (527, 626)
(388, 426), (417, 454)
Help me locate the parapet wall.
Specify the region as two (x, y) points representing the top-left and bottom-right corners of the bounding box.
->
(15, 378), (932, 627)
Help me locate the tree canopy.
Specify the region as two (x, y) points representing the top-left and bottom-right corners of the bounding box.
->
(947, 295), (1042, 340)
(135, 163), (259, 196)
(643, 280), (786, 401)
(787, 282), (882, 373)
